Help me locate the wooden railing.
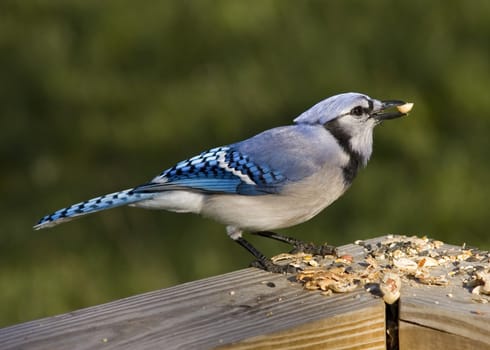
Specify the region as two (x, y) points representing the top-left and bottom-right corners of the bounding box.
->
(1, 235), (489, 349)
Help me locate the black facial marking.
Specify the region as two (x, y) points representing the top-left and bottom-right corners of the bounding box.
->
(324, 120), (363, 184)
(351, 106), (364, 116)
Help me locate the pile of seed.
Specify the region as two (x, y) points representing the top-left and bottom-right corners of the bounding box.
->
(272, 235), (490, 304)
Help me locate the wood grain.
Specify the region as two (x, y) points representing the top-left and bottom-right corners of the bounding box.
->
(399, 321), (489, 350)
(399, 283), (490, 347)
(0, 267), (385, 350)
(2, 235), (489, 349)
(218, 302), (385, 350)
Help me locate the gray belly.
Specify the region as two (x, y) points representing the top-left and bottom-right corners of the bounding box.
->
(201, 168), (348, 231)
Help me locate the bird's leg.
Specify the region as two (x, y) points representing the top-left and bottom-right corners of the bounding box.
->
(234, 237), (297, 273)
(254, 231), (338, 257)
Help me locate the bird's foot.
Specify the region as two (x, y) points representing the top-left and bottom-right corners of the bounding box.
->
(254, 231), (338, 257)
(250, 259), (298, 274)
(289, 241), (338, 257)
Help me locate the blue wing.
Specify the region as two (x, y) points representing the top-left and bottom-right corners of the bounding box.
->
(132, 146), (287, 195)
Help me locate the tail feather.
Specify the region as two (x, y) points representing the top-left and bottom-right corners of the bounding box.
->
(34, 189), (154, 230)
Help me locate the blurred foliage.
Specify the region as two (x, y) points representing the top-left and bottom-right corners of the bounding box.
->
(1, 0), (489, 326)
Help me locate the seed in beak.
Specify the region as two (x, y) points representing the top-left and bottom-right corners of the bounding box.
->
(396, 103), (414, 114)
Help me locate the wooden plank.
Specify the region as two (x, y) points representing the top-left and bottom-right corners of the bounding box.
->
(399, 321), (489, 350)
(399, 283), (490, 348)
(395, 237), (490, 349)
(3, 234), (487, 349)
(218, 302), (385, 350)
(0, 266), (385, 350)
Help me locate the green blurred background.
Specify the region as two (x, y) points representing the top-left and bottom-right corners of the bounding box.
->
(1, 0), (489, 327)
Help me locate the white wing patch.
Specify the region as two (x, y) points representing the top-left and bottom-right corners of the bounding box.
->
(216, 150), (256, 185)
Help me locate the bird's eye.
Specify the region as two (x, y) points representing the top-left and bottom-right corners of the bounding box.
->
(351, 106), (364, 116)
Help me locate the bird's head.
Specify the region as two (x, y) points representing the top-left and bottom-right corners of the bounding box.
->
(294, 92), (412, 165)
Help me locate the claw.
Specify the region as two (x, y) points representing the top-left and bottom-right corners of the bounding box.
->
(250, 259), (298, 274)
(290, 242), (338, 257)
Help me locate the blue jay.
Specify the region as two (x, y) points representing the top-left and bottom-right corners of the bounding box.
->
(34, 92), (412, 272)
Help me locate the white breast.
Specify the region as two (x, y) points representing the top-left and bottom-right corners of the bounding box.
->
(200, 163), (349, 232)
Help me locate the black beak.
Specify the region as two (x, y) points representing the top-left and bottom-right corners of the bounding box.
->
(372, 100), (408, 121)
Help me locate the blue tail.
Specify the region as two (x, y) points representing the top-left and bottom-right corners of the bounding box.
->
(34, 189), (154, 230)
